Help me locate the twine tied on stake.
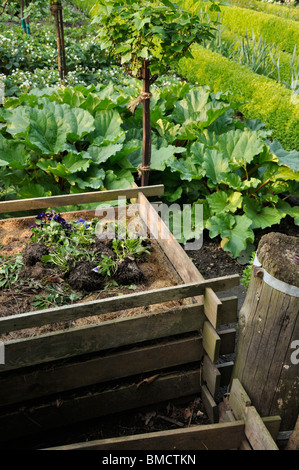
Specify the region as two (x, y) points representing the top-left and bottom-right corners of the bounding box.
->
(137, 164), (151, 179)
(128, 91), (152, 114)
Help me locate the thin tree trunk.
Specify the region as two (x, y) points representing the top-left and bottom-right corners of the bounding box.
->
(50, 2), (66, 84)
(141, 60), (151, 187)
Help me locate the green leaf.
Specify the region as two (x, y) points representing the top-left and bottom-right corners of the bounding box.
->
(17, 183), (51, 199)
(67, 166), (106, 190)
(151, 145), (186, 171)
(5, 107), (30, 136)
(25, 107), (68, 155)
(269, 140), (299, 173)
(216, 129), (265, 169)
(0, 135), (30, 170)
(104, 169), (134, 190)
(41, 101), (95, 143)
(85, 144), (123, 164)
(202, 149), (229, 185)
(89, 109), (124, 145)
(221, 215), (254, 258)
(207, 190), (243, 214)
(169, 155), (205, 181)
(243, 198), (282, 229)
(207, 213), (254, 257)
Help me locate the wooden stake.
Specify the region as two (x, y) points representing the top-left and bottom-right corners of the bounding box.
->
(141, 60), (151, 187)
(232, 233), (299, 431)
(50, 1), (66, 84)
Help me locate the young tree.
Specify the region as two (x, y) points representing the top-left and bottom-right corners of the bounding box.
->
(93, 0), (219, 185)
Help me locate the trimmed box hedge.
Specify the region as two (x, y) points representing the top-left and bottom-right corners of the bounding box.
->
(182, 0), (299, 54)
(228, 0), (299, 22)
(178, 44), (299, 151)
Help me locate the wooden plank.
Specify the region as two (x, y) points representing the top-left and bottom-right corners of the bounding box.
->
(0, 274), (240, 334)
(0, 369), (202, 442)
(137, 191), (205, 284)
(218, 296), (238, 326)
(0, 304), (205, 372)
(262, 416), (282, 441)
(202, 354), (221, 398)
(0, 335), (203, 406)
(216, 361), (234, 386)
(203, 288), (222, 329)
(0, 185), (165, 214)
(239, 439), (252, 450)
(202, 321), (221, 363)
(229, 378), (252, 420)
(218, 328), (237, 356)
(44, 421), (246, 451)
(245, 406), (279, 450)
(201, 384), (219, 423)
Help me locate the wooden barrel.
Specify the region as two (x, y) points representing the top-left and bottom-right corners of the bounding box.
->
(233, 232), (299, 432)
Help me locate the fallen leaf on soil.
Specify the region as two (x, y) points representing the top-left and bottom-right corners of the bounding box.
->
(137, 373), (160, 388)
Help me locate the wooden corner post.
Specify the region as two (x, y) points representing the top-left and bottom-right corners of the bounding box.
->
(232, 233), (299, 432)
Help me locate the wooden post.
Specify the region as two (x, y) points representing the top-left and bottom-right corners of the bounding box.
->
(232, 233), (299, 432)
(50, 0), (66, 84)
(141, 60), (151, 187)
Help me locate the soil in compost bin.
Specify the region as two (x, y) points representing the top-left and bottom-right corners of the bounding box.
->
(0, 210), (190, 341)
(2, 392), (212, 450)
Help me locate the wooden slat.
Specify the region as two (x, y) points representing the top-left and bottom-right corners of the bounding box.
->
(202, 321), (221, 363)
(44, 421), (246, 451)
(218, 328), (237, 355)
(0, 369), (202, 442)
(245, 406), (279, 450)
(0, 274), (240, 334)
(0, 304), (205, 372)
(201, 384), (219, 423)
(137, 191), (205, 284)
(0, 185), (164, 214)
(204, 289), (222, 329)
(218, 296), (238, 326)
(262, 416), (282, 441)
(0, 335), (203, 406)
(229, 378), (252, 420)
(216, 361), (234, 386)
(202, 354), (221, 398)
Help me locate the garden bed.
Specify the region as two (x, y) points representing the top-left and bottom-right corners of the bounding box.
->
(0, 208), (185, 341)
(0, 185), (242, 447)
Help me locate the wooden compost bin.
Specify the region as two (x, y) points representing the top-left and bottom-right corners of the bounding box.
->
(0, 185), (280, 449)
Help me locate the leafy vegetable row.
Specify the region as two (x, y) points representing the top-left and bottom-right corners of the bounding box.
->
(0, 79), (298, 258)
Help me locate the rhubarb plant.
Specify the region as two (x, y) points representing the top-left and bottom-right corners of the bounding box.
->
(0, 79), (298, 258)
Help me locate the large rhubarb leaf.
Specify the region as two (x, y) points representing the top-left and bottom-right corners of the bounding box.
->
(207, 190), (243, 215)
(216, 129), (266, 169)
(243, 198), (282, 229)
(89, 109), (124, 146)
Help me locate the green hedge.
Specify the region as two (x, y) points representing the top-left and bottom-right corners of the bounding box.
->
(178, 44), (299, 151)
(227, 0), (299, 21)
(182, 0), (299, 54)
